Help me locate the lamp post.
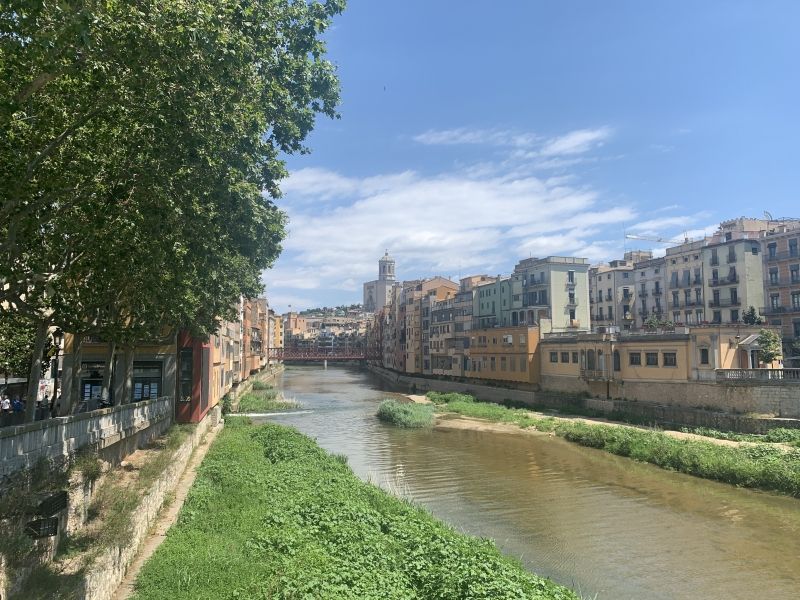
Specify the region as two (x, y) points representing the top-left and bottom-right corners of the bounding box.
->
(51, 329), (64, 416)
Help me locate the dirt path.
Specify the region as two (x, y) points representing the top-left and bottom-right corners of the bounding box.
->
(111, 422), (224, 600)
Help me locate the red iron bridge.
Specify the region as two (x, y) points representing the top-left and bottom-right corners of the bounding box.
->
(267, 348), (379, 361)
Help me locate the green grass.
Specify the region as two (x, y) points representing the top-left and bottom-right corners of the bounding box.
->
(376, 399), (435, 428)
(131, 419), (578, 600)
(237, 389), (299, 413)
(436, 394), (800, 497)
(251, 380), (273, 391)
(681, 426), (800, 447)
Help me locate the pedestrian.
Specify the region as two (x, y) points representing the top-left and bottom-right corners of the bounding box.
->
(1, 394), (10, 414)
(11, 396), (23, 413)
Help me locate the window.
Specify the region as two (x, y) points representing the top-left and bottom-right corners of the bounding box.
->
(623, 272), (629, 279)
(561, 352), (570, 363)
(132, 361), (164, 400)
(629, 352), (642, 366)
(568, 270), (575, 283)
(613, 351), (621, 371)
(770, 268), (779, 284)
(768, 243), (777, 258)
(700, 348), (709, 365)
(663, 352), (677, 367)
(572, 352), (579, 363)
(771, 294), (780, 309)
(790, 239), (798, 257)
(730, 309), (739, 323)
(179, 348), (194, 402)
(500, 356), (507, 371)
(645, 352), (659, 366)
(792, 292), (800, 309)
(490, 357), (496, 371)
(713, 310), (722, 324)
(550, 352), (558, 363)
(791, 265), (799, 283)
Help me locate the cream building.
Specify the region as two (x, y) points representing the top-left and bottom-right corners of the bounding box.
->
(363, 251), (398, 313)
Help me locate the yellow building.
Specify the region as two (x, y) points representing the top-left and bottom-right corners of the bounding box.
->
(466, 326), (540, 385)
(539, 324), (780, 399)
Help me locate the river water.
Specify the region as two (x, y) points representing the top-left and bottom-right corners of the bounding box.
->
(255, 365), (800, 600)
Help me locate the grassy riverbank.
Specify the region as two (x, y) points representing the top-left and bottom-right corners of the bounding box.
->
(430, 393), (800, 497)
(131, 418), (578, 600)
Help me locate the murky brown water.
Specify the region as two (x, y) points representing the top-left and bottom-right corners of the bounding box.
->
(256, 365), (800, 600)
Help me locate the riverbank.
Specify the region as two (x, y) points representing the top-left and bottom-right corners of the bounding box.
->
(130, 418), (580, 600)
(424, 392), (800, 498)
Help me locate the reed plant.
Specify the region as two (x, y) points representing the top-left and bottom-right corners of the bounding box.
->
(376, 399), (434, 428)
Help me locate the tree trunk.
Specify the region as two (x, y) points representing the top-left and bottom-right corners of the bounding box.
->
(120, 345), (134, 405)
(101, 340), (116, 405)
(68, 335), (83, 414)
(24, 320), (49, 423)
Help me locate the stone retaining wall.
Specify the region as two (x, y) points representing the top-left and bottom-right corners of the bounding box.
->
(82, 405), (221, 600)
(0, 397), (175, 481)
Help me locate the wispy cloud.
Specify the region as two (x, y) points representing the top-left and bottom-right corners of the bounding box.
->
(413, 127), (537, 147)
(539, 126), (614, 157)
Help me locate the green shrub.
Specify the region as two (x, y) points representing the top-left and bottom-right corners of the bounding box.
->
(426, 391), (475, 404)
(377, 399), (434, 428)
(71, 452), (103, 483)
(252, 380), (273, 391)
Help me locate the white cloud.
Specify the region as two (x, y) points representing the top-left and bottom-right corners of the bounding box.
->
(413, 127), (537, 147)
(629, 212), (711, 234)
(538, 126), (614, 157)
(264, 164), (641, 311)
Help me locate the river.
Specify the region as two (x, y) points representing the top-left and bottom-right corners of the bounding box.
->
(255, 365), (800, 600)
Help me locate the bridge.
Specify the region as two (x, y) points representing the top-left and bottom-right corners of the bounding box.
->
(267, 348), (379, 362)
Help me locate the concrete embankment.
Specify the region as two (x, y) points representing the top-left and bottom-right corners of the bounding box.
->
(367, 364), (800, 434)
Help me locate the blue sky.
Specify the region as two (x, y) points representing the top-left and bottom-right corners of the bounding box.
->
(264, 0), (800, 312)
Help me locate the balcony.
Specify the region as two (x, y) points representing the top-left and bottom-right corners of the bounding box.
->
(716, 369), (800, 384)
(708, 298), (741, 308)
(639, 290), (648, 297)
(765, 278), (800, 289)
(766, 250), (800, 262)
(708, 275), (739, 287)
(726, 254), (737, 264)
(760, 305), (800, 316)
(651, 289), (663, 296)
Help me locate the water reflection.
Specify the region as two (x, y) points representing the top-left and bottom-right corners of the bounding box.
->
(257, 365), (800, 600)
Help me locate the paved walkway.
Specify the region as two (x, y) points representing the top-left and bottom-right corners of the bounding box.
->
(111, 422), (224, 600)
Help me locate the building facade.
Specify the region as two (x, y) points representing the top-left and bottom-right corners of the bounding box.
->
(363, 251), (398, 313)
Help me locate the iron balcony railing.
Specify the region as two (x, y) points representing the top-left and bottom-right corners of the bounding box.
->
(766, 250), (800, 262)
(708, 298), (741, 308)
(760, 305), (800, 316)
(708, 275), (739, 287)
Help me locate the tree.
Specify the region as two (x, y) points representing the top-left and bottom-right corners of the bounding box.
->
(757, 329), (783, 364)
(0, 313), (53, 382)
(742, 306), (764, 325)
(2, 1), (346, 418)
(643, 315), (674, 330)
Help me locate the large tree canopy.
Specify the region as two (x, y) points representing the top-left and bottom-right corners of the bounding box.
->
(1, 0), (345, 416)
(1, 0), (344, 326)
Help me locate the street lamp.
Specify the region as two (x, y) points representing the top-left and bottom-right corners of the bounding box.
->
(51, 329), (64, 416)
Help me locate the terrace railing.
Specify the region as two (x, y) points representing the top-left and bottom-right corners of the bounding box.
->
(715, 369), (800, 383)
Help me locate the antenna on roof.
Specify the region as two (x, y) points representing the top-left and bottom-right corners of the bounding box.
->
(764, 211), (774, 222)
